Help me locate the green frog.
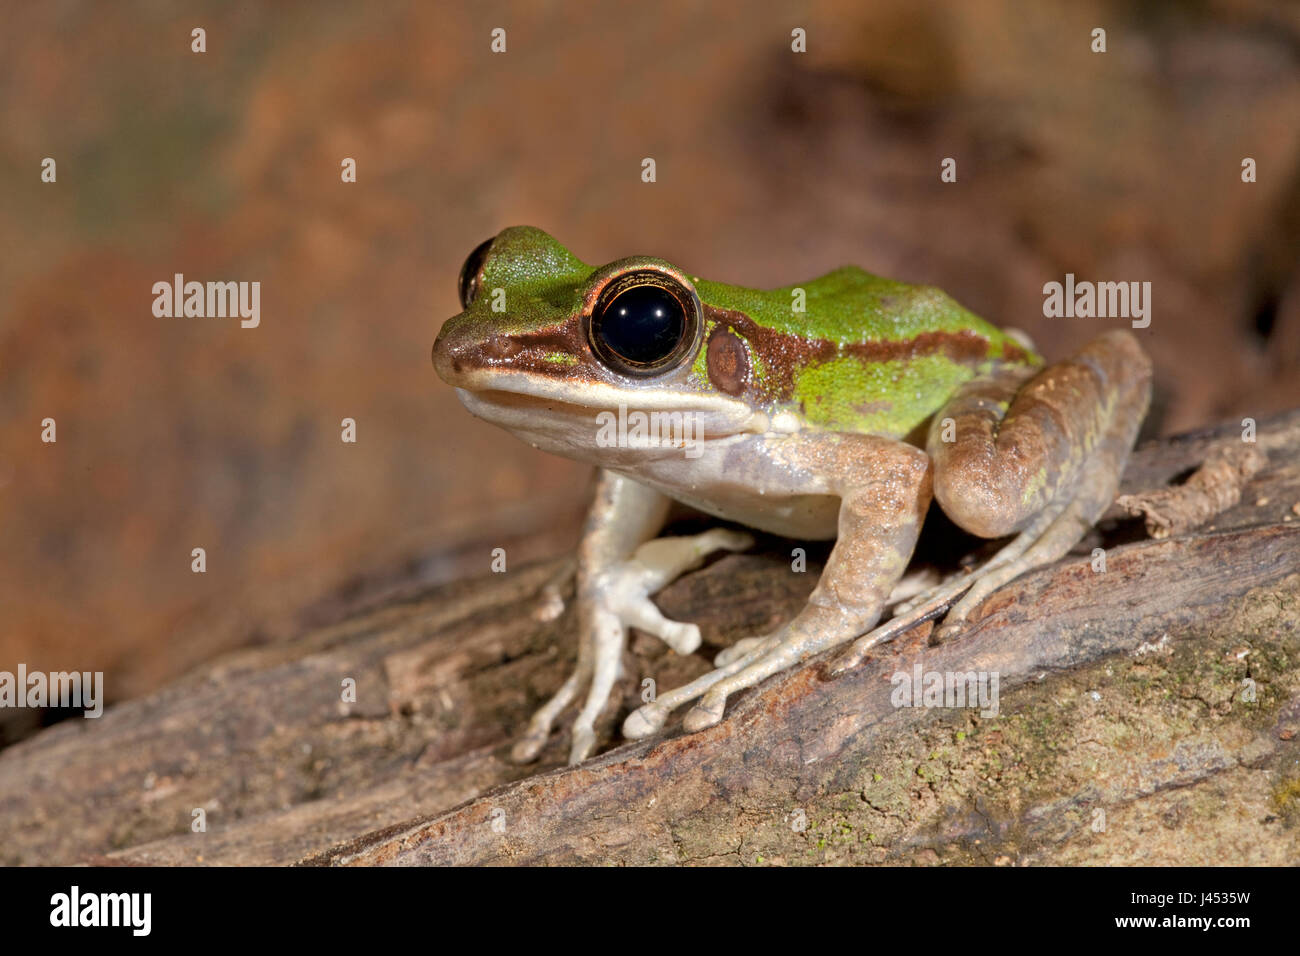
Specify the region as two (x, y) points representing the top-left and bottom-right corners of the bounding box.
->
(433, 226), (1152, 765)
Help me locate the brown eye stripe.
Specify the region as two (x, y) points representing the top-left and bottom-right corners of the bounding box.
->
(704, 306), (1033, 404)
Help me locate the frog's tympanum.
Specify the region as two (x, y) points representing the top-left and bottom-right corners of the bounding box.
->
(434, 227), (1152, 765)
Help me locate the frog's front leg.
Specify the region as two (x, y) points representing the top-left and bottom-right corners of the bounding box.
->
(511, 468), (751, 765)
(624, 435), (933, 737)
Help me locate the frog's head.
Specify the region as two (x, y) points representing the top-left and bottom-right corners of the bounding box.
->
(433, 226), (764, 463)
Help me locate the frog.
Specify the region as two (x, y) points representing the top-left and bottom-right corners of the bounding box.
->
(432, 226), (1152, 766)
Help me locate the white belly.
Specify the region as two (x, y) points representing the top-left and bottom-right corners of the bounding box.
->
(607, 433), (843, 540)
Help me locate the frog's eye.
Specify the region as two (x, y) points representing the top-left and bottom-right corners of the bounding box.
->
(588, 272), (700, 377)
(457, 236), (495, 309)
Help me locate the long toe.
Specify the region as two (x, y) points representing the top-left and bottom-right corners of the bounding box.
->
(622, 703), (667, 739)
(568, 725), (597, 765)
(511, 733), (548, 764)
(682, 695), (726, 732)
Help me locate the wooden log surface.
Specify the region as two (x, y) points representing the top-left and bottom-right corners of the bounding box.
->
(2, 412), (1298, 866)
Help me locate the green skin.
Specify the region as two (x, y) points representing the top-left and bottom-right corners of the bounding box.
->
(434, 226), (1152, 765)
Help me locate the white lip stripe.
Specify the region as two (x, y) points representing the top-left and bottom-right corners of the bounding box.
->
(455, 387), (770, 440)
(452, 369), (756, 417)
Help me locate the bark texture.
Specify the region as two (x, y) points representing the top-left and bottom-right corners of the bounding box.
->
(2, 412), (1298, 866)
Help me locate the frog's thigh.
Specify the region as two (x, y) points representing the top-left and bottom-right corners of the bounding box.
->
(930, 330), (1151, 538)
(678, 434), (933, 732)
(927, 330), (1152, 632)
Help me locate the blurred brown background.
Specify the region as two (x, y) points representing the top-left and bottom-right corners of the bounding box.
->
(2, 0), (1298, 742)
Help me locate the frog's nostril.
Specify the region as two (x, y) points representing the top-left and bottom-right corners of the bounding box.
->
(434, 331), (523, 382)
(482, 335), (522, 360)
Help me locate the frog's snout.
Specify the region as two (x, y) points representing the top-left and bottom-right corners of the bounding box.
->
(433, 318), (522, 384)
(431, 320), (462, 382)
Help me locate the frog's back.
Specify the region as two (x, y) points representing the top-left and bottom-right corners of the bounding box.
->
(693, 267), (1040, 440)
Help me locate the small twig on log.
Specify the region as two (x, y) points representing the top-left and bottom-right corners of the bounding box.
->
(1115, 444), (1267, 538)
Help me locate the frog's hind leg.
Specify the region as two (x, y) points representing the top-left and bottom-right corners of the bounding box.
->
(834, 331), (1151, 671)
(888, 479), (1074, 619)
(926, 329), (1151, 635)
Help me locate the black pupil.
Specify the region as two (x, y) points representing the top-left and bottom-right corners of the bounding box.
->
(594, 285), (686, 367)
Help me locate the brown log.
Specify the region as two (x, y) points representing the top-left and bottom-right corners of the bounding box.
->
(2, 412), (1298, 866)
